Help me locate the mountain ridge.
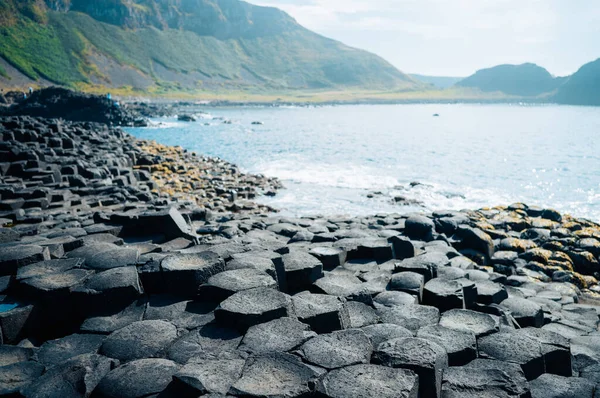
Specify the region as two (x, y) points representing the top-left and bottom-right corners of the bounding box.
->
(0, 0), (420, 93)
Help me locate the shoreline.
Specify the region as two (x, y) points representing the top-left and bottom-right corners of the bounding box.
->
(1, 106), (599, 395)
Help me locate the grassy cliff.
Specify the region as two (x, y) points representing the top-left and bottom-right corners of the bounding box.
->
(0, 0), (420, 93)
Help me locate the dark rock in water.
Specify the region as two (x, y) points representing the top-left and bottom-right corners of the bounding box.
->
(167, 323), (242, 364)
(317, 364), (419, 398)
(478, 331), (545, 380)
(373, 337), (448, 398)
(530, 373), (595, 398)
(0, 87), (148, 127)
(100, 320), (178, 362)
(0, 360), (45, 396)
(93, 358), (180, 398)
(178, 114), (197, 122)
(377, 304), (440, 332)
(439, 309), (498, 338)
(423, 278), (477, 311)
(417, 324), (476, 366)
(161, 251), (225, 297)
(360, 323), (414, 348)
(22, 353), (117, 397)
(298, 329), (373, 369)
(0, 244), (50, 276)
(282, 251), (324, 293)
(229, 353), (319, 397)
(38, 333), (105, 367)
(292, 291), (350, 333)
(442, 365), (530, 398)
(215, 287), (292, 331)
(172, 357), (245, 396)
(200, 268), (276, 302)
(499, 297), (544, 328)
(239, 317), (315, 354)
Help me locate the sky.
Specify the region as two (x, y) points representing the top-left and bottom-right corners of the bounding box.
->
(247, 0), (600, 77)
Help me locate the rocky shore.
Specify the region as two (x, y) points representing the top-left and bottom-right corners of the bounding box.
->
(0, 111), (599, 397)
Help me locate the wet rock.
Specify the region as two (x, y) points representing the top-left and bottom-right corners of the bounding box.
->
(38, 333), (105, 367)
(93, 358), (179, 398)
(172, 357), (245, 396)
(22, 353), (117, 398)
(317, 364), (419, 398)
(299, 329), (372, 369)
(239, 317), (315, 354)
(530, 373), (595, 398)
(439, 309), (499, 337)
(215, 287), (292, 331)
(377, 304), (440, 332)
(373, 337), (448, 398)
(423, 278), (477, 311)
(200, 268), (276, 301)
(292, 291), (350, 333)
(229, 353), (318, 397)
(167, 323), (242, 364)
(478, 331), (544, 380)
(282, 251), (324, 293)
(0, 244), (50, 275)
(417, 324), (476, 366)
(161, 251), (225, 297)
(500, 297), (544, 328)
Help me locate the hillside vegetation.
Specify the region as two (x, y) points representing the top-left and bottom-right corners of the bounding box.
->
(0, 0), (419, 93)
(554, 58), (600, 106)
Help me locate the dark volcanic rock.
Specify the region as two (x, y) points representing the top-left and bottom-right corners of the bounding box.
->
(0, 244), (50, 275)
(229, 353), (319, 397)
(500, 297), (544, 328)
(93, 358), (179, 398)
(161, 251), (225, 297)
(173, 357), (245, 396)
(317, 364), (419, 398)
(0, 360), (45, 396)
(22, 353), (117, 398)
(38, 333), (106, 367)
(442, 365), (531, 398)
(292, 291), (350, 333)
(239, 317), (315, 354)
(167, 323), (242, 364)
(417, 324), (477, 366)
(404, 215), (435, 240)
(377, 304), (440, 332)
(360, 323), (414, 348)
(423, 278), (477, 311)
(388, 271), (425, 301)
(478, 331), (545, 380)
(298, 329), (373, 369)
(439, 309), (499, 337)
(200, 268), (276, 302)
(374, 337), (448, 398)
(100, 320), (178, 362)
(530, 373), (596, 398)
(282, 251), (324, 292)
(215, 287), (292, 331)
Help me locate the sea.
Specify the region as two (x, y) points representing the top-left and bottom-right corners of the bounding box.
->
(127, 104), (600, 222)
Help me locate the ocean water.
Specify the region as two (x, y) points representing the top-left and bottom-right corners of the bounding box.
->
(127, 104), (600, 221)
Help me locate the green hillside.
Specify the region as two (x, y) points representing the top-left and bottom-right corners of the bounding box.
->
(0, 0), (420, 93)
(554, 58), (600, 106)
(456, 63), (561, 97)
(410, 74), (464, 89)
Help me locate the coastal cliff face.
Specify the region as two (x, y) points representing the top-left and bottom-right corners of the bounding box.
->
(0, 0), (418, 92)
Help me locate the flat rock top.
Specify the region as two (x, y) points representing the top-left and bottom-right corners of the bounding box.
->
(0, 244), (46, 261)
(478, 331), (543, 364)
(229, 353), (318, 397)
(162, 251), (222, 271)
(299, 329), (373, 369)
(292, 291), (345, 318)
(282, 251), (322, 271)
(319, 364), (419, 398)
(21, 269), (92, 291)
(16, 258), (83, 280)
(240, 317), (315, 354)
(100, 320), (178, 362)
(375, 337), (448, 369)
(207, 268), (276, 291)
(439, 309), (498, 337)
(219, 287), (290, 315)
